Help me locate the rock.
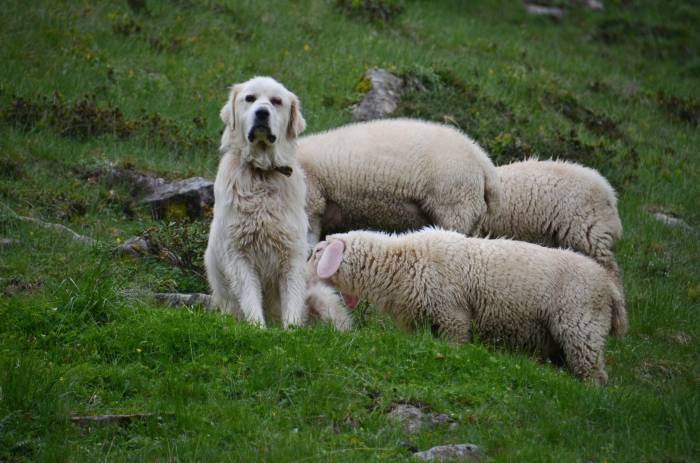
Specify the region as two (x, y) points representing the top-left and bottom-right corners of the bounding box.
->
(98, 164), (214, 220)
(651, 210), (697, 237)
(388, 403), (456, 435)
(100, 165), (168, 196)
(116, 236), (151, 257)
(155, 292), (212, 308)
(413, 444), (481, 462)
(0, 238), (20, 249)
(525, 4), (566, 19)
(577, 0), (603, 10)
(116, 236), (182, 266)
(142, 176), (214, 220)
(352, 68), (405, 122)
(3, 278), (43, 297)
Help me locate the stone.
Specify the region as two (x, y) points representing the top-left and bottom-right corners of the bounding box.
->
(115, 236), (182, 266)
(0, 238), (20, 249)
(388, 403), (456, 435)
(651, 211), (697, 237)
(98, 164), (214, 220)
(525, 4), (566, 19)
(155, 292), (212, 308)
(116, 236), (151, 257)
(352, 68), (405, 122)
(142, 176), (214, 220)
(413, 444), (481, 462)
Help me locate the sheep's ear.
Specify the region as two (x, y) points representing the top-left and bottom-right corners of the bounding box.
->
(220, 85), (240, 129)
(287, 93), (306, 139)
(317, 240), (344, 279)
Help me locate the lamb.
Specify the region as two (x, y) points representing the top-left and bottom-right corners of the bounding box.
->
(480, 159), (626, 335)
(294, 118), (500, 244)
(311, 228), (626, 385)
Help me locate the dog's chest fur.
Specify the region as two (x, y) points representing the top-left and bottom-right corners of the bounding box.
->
(214, 153), (307, 277)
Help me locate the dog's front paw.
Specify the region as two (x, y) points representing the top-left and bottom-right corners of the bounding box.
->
(282, 314), (304, 330)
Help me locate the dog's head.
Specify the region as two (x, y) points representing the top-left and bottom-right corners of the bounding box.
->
(220, 76), (306, 172)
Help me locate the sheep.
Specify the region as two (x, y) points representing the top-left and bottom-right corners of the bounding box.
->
(479, 159), (627, 335)
(294, 118), (500, 244)
(311, 228), (626, 385)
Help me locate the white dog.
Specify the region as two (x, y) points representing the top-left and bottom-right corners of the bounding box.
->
(205, 76), (309, 328)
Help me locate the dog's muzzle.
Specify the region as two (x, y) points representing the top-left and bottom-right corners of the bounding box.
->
(248, 125), (277, 144)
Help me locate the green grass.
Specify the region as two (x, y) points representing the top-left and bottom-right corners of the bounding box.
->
(1, 0), (699, 461)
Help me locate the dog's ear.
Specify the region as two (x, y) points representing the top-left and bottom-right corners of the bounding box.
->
(317, 240), (344, 279)
(220, 85), (241, 129)
(287, 93), (307, 139)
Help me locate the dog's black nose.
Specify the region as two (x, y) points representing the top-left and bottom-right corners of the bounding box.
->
(255, 108), (269, 120)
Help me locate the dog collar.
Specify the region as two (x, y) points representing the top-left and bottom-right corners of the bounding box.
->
(251, 165), (293, 177)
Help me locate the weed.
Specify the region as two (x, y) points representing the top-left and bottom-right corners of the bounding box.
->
(1, 92), (214, 153)
(544, 89), (621, 138)
(594, 17), (696, 60)
(142, 219), (209, 277)
(656, 91), (700, 127)
(110, 13), (142, 36)
(336, 0), (404, 25)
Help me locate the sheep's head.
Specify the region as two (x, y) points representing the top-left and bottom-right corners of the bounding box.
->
(311, 239), (359, 309)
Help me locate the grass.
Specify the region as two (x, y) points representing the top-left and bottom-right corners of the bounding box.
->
(1, 0), (699, 461)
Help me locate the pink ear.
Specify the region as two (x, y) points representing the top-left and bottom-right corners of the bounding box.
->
(317, 240), (345, 279)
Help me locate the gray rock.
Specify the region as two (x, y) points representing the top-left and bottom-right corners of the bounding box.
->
(0, 238), (20, 249)
(413, 444), (481, 462)
(388, 404), (456, 435)
(116, 236), (152, 257)
(651, 211), (697, 237)
(115, 236), (182, 266)
(142, 176), (214, 220)
(525, 4), (566, 19)
(577, 0), (603, 10)
(155, 292), (212, 309)
(352, 68), (405, 122)
(100, 165), (168, 197)
(98, 164), (214, 220)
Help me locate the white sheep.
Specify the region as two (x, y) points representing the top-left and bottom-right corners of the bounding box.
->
(480, 159), (626, 335)
(295, 118), (500, 244)
(311, 228), (626, 385)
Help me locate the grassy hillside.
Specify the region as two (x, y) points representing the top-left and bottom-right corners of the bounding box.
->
(1, 0), (699, 461)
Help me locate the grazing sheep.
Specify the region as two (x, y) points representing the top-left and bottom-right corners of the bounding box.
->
(294, 118), (500, 244)
(482, 160), (622, 274)
(480, 159), (626, 335)
(311, 228), (625, 385)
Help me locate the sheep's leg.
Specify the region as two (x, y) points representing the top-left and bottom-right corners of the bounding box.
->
(307, 215), (322, 251)
(432, 307), (471, 344)
(553, 317), (608, 386)
(427, 188), (487, 236)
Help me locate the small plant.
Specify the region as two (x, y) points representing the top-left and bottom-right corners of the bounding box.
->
(335, 0), (404, 25)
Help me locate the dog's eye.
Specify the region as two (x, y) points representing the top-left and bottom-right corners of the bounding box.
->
(244, 95), (256, 103)
(270, 97), (282, 106)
